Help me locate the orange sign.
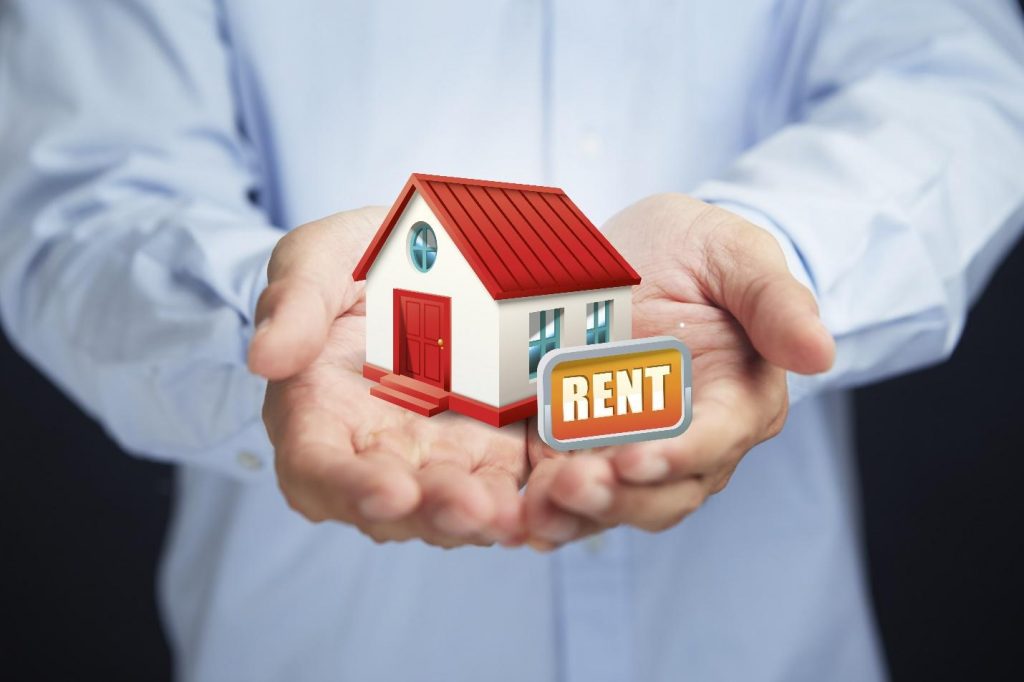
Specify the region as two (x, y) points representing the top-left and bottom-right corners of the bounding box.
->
(537, 337), (691, 451)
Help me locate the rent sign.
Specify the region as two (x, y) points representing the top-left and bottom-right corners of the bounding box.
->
(536, 337), (692, 451)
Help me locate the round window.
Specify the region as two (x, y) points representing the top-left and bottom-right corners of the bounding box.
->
(409, 222), (437, 272)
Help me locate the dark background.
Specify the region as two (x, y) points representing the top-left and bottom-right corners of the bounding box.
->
(2, 5), (1023, 677)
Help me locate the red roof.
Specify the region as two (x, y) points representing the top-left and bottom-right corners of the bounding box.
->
(352, 173), (641, 300)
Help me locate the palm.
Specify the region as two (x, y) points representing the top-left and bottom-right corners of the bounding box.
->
(529, 211), (785, 476)
(518, 195), (830, 547)
(267, 292), (529, 546)
(624, 262), (786, 490)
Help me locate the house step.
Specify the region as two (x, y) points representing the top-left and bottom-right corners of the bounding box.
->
(370, 385), (446, 417)
(380, 374), (450, 409)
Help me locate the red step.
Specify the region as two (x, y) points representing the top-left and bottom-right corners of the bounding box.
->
(370, 385), (446, 417)
(380, 374), (450, 410)
(362, 363), (388, 382)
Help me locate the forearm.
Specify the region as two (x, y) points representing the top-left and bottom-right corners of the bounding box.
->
(0, 0), (281, 474)
(0, 197), (279, 468)
(695, 0), (1024, 402)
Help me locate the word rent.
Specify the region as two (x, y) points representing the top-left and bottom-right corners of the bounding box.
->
(561, 365), (671, 421)
(537, 337), (691, 451)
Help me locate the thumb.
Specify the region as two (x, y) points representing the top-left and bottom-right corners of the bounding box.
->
(248, 207), (385, 380)
(712, 224), (835, 375)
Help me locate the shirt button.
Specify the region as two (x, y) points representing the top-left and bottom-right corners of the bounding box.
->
(579, 133), (603, 159)
(584, 533), (606, 554)
(236, 450), (264, 471)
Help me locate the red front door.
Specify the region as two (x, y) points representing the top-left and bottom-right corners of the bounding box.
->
(394, 289), (451, 390)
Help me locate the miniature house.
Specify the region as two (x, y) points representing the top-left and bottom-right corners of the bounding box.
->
(352, 173), (641, 426)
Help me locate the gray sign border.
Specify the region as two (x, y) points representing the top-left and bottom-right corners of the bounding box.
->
(536, 336), (693, 452)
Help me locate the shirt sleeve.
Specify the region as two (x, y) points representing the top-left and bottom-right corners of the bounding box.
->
(693, 0), (1024, 404)
(0, 1), (282, 477)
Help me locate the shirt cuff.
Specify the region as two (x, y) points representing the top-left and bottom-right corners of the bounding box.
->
(194, 416), (276, 480)
(243, 248), (274, 346)
(202, 222), (278, 480)
(226, 237), (277, 480)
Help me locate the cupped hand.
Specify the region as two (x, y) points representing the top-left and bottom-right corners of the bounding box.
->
(524, 194), (835, 548)
(248, 208), (528, 548)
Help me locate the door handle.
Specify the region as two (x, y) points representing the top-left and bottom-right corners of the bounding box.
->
(437, 338), (444, 347)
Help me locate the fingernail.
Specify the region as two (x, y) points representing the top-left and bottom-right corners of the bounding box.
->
(433, 507), (478, 536)
(499, 532), (529, 548)
(623, 454), (670, 483)
(537, 514), (579, 543)
(571, 479), (613, 514)
(527, 538), (557, 552)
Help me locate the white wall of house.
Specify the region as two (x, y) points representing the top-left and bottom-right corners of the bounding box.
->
(363, 191), (500, 405)
(495, 286), (632, 405)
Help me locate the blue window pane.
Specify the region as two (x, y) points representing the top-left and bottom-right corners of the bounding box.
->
(529, 342), (542, 378)
(528, 308), (562, 378)
(409, 222), (437, 272)
(586, 300), (612, 344)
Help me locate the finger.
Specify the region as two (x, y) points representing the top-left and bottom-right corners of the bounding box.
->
(278, 445), (421, 524)
(545, 455), (616, 516)
(706, 463), (738, 495)
(415, 461), (496, 539)
(526, 417), (575, 468)
(356, 517), (495, 549)
(524, 459), (604, 546)
(598, 478), (706, 532)
(248, 209), (382, 380)
(249, 275), (342, 380)
(710, 223), (835, 374)
(350, 459), (498, 548)
(268, 394), (420, 523)
(545, 455), (706, 531)
(474, 466), (527, 545)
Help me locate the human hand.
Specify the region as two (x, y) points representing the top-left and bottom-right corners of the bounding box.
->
(524, 194), (835, 548)
(248, 208), (528, 547)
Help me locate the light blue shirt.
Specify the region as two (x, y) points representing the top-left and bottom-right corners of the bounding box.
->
(3, 2), (1024, 681)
